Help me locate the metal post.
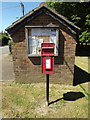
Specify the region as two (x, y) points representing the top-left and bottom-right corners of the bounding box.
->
(46, 74), (49, 106)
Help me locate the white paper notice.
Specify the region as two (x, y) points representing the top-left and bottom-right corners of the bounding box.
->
(45, 58), (51, 69)
(29, 36), (36, 45)
(37, 39), (43, 48)
(30, 46), (36, 54)
(50, 36), (56, 54)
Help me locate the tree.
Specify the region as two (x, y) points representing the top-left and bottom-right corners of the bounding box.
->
(0, 31), (10, 46)
(47, 2), (90, 43)
(79, 14), (90, 43)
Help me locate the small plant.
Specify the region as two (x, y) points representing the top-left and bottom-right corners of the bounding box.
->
(8, 40), (12, 54)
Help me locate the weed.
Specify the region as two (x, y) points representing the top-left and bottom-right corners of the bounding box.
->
(49, 92), (55, 97)
(51, 85), (56, 90)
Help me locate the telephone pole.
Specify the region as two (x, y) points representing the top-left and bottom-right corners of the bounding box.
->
(20, 2), (24, 16)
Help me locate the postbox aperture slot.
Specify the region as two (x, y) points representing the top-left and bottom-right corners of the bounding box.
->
(42, 49), (54, 56)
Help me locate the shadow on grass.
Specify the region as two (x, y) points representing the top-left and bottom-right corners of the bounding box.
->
(49, 92), (85, 105)
(63, 92), (85, 101)
(49, 65), (89, 106)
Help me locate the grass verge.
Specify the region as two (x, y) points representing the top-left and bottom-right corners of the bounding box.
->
(1, 81), (89, 118)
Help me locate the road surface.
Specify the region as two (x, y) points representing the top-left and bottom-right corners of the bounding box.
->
(0, 46), (15, 81)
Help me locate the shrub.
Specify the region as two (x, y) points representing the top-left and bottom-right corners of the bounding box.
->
(8, 40), (12, 54)
(0, 31), (9, 46)
(79, 31), (90, 43)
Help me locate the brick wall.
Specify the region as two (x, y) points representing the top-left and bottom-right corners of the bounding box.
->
(12, 13), (76, 85)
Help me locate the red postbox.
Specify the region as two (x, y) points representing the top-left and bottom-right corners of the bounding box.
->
(41, 43), (54, 74)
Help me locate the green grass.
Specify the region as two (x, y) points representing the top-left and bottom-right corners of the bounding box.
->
(2, 81), (89, 118)
(75, 56), (90, 73)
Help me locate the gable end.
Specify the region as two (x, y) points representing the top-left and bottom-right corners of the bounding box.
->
(6, 5), (80, 35)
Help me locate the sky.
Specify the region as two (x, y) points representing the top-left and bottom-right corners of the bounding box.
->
(1, 0), (87, 32)
(0, 1), (44, 32)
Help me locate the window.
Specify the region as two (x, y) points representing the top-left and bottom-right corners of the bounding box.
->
(26, 26), (59, 56)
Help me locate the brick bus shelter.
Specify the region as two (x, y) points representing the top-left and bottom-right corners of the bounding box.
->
(6, 2), (80, 85)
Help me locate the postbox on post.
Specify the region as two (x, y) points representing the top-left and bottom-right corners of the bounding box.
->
(41, 43), (54, 74)
(41, 43), (54, 106)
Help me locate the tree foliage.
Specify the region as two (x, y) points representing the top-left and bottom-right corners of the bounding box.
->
(47, 2), (90, 43)
(0, 31), (10, 46)
(8, 40), (12, 54)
